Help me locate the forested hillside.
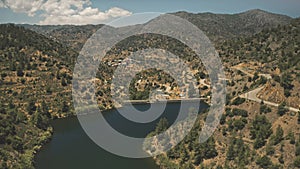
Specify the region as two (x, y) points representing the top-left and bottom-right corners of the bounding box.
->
(0, 24), (76, 168)
(146, 17), (300, 169)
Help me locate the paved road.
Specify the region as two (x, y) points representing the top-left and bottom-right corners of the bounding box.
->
(240, 86), (299, 112)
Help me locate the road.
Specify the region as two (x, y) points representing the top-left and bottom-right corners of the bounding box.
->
(240, 86), (299, 112)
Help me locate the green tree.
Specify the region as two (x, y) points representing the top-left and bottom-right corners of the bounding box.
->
(16, 68), (24, 77)
(16, 111), (27, 123)
(260, 104), (271, 114)
(294, 156), (300, 168)
(62, 101), (69, 113)
(31, 106), (49, 130)
(231, 97), (246, 105)
(256, 155), (272, 169)
(155, 118), (169, 134)
(250, 115), (272, 149)
(272, 125), (284, 145)
(298, 111), (300, 124)
(27, 100), (36, 115)
(277, 102), (288, 116)
(7, 135), (23, 152)
(287, 131), (295, 144)
(61, 77), (67, 86)
(266, 144), (275, 155)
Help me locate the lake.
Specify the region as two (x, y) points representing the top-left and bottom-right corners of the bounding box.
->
(35, 102), (208, 169)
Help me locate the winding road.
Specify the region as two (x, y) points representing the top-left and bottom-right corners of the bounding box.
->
(240, 86), (299, 112)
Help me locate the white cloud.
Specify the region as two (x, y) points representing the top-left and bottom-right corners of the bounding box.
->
(0, 0), (44, 16)
(0, 0), (132, 25)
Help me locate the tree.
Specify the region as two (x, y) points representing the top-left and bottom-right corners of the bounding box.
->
(16, 68), (24, 77)
(233, 119), (246, 130)
(266, 144), (275, 155)
(62, 101), (69, 113)
(253, 72), (259, 81)
(231, 97), (246, 105)
(16, 111), (27, 123)
(296, 140), (300, 156)
(7, 135), (23, 152)
(41, 101), (51, 118)
(270, 125), (284, 145)
(220, 114), (226, 125)
(182, 161), (195, 169)
(254, 137), (266, 149)
(256, 155), (273, 169)
(155, 118), (169, 134)
(27, 100), (36, 115)
(178, 145), (188, 165)
(294, 156), (300, 168)
(232, 108), (248, 117)
(61, 78), (67, 86)
(298, 111), (300, 124)
(277, 102), (288, 116)
(226, 139), (235, 160)
(287, 131), (295, 144)
(31, 106), (49, 130)
(278, 155), (284, 164)
(260, 104), (271, 114)
(250, 115), (272, 149)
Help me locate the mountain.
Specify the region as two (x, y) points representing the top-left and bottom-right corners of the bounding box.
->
(21, 9), (292, 52)
(21, 24), (104, 52)
(174, 9), (292, 41)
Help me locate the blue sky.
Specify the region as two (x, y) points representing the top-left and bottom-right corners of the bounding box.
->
(0, 0), (299, 25)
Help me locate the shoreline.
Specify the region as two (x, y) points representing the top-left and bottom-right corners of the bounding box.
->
(33, 98), (208, 168)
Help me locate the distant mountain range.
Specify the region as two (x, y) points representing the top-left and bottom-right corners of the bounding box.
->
(19, 9), (294, 52)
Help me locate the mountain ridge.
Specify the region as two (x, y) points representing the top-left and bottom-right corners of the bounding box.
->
(17, 9), (293, 52)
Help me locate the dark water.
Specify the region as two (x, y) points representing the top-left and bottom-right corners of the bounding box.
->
(35, 102), (208, 169)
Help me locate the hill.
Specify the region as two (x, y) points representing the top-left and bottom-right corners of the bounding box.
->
(20, 24), (104, 52)
(174, 9), (292, 41)
(0, 24), (76, 168)
(146, 17), (300, 169)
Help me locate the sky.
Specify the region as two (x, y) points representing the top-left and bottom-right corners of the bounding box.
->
(0, 0), (299, 25)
